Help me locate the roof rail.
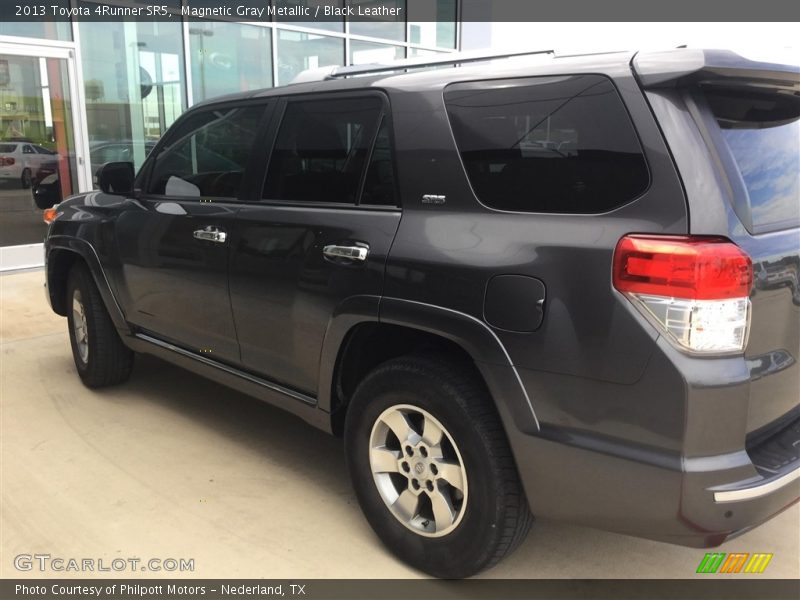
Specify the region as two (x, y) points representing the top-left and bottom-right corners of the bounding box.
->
(289, 49), (555, 84)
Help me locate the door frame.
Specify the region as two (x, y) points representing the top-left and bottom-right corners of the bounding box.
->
(0, 41), (91, 193)
(0, 41), (91, 271)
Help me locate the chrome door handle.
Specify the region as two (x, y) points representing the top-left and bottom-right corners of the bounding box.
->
(323, 244), (369, 262)
(193, 226), (227, 244)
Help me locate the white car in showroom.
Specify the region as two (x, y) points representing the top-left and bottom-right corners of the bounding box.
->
(0, 141), (57, 188)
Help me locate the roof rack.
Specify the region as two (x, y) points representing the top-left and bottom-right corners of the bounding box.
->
(290, 49), (555, 84)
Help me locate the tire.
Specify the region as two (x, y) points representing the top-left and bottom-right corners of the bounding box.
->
(66, 263), (134, 388)
(20, 168), (32, 189)
(344, 354), (533, 578)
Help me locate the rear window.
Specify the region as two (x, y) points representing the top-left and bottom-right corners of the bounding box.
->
(705, 87), (800, 233)
(0, 144), (17, 153)
(444, 74), (649, 214)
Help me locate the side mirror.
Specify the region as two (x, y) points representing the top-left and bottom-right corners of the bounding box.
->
(97, 162), (135, 195)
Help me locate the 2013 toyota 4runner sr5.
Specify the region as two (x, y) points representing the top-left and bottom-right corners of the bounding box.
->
(43, 48), (800, 578)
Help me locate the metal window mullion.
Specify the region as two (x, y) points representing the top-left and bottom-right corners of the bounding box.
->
(271, 23), (279, 87)
(0, 35), (75, 49)
(455, 0), (462, 50)
(69, 0), (93, 192)
(181, 0), (194, 107)
(344, 16), (351, 64)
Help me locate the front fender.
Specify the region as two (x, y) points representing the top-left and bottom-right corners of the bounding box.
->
(46, 236), (130, 335)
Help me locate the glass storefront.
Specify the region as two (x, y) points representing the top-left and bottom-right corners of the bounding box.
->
(350, 40), (405, 64)
(276, 30), (344, 86)
(79, 18), (185, 173)
(0, 2), (458, 259)
(276, 0), (345, 33)
(189, 21), (273, 103)
(0, 53), (79, 247)
(349, 0), (407, 42)
(0, 1), (72, 41)
(409, 0), (457, 49)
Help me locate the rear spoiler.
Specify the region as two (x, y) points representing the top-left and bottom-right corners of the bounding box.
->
(632, 49), (800, 91)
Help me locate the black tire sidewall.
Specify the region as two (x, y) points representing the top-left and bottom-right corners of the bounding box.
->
(66, 268), (93, 376)
(21, 169), (32, 189)
(345, 361), (509, 578)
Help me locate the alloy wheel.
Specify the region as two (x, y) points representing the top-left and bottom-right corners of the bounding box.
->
(369, 404), (468, 537)
(72, 289), (89, 363)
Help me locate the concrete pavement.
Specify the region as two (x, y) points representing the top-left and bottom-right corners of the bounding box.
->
(1, 269), (798, 579)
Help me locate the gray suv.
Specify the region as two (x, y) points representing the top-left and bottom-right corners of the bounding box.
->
(43, 48), (799, 577)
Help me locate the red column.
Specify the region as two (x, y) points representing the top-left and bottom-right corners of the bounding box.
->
(46, 58), (73, 200)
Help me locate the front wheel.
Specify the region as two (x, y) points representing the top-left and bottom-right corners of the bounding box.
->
(66, 263), (134, 387)
(344, 354), (533, 578)
(20, 168), (32, 189)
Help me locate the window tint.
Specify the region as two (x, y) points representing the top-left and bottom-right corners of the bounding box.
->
(444, 75), (649, 213)
(0, 144), (17, 153)
(148, 105), (264, 198)
(705, 87), (800, 233)
(263, 97), (382, 204)
(22, 145), (34, 154)
(361, 119), (398, 206)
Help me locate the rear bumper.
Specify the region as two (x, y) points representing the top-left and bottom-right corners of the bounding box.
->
(510, 425), (799, 547)
(713, 468), (800, 504)
(500, 331), (800, 547)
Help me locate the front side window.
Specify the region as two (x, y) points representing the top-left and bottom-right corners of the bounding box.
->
(263, 97), (383, 204)
(444, 75), (649, 214)
(147, 105), (265, 199)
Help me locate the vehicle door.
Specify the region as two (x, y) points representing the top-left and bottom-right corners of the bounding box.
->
(228, 92), (401, 394)
(113, 101), (272, 364)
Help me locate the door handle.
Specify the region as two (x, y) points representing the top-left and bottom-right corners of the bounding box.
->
(323, 244), (369, 262)
(193, 226), (227, 244)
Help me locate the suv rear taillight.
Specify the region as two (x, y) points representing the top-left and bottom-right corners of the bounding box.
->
(0, 157), (15, 166)
(613, 235), (753, 354)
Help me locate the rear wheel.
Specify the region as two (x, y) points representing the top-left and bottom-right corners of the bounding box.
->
(66, 263), (133, 387)
(20, 168), (32, 189)
(344, 354), (533, 578)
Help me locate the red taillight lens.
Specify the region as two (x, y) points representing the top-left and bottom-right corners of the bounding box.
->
(613, 235), (752, 300)
(0, 157), (14, 166)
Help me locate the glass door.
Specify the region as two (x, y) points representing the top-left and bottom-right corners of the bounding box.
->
(0, 44), (86, 267)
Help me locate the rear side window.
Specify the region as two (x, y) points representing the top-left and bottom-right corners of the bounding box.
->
(263, 97), (383, 204)
(361, 119), (398, 206)
(148, 105), (265, 199)
(0, 144), (16, 153)
(705, 87), (800, 233)
(444, 75), (649, 213)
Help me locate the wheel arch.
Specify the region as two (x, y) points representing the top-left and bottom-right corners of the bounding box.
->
(46, 237), (130, 335)
(319, 296), (540, 437)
